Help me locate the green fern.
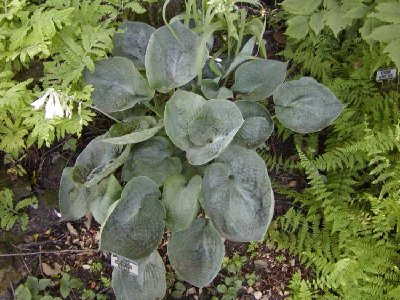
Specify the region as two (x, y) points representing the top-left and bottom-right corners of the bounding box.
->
(0, 188), (38, 231)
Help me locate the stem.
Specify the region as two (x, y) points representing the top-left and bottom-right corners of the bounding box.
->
(144, 102), (163, 118)
(84, 103), (121, 123)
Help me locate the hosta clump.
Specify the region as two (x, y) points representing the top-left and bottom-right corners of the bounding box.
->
(59, 19), (343, 299)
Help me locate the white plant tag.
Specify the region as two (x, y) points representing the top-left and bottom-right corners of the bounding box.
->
(111, 253), (138, 275)
(376, 68), (397, 82)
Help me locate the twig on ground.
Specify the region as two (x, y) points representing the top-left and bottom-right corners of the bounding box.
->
(0, 249), (99, 257)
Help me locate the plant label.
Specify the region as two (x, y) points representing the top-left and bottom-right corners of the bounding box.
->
(376, 68), (397, 82)
(111, 253), (138, 275)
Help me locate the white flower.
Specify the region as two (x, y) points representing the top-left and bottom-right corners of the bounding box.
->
(52, 93), (64, 118)
(31, 90), (51, 110)
(32, 88), (72, 119)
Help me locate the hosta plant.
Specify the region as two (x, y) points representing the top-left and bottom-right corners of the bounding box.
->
(59, 19), (343, 299)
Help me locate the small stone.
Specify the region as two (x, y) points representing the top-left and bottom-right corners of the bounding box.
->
(254, 291), (263, 300)
(254, 259), (269, 270)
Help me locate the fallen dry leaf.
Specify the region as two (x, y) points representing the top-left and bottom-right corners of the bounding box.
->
(67, 222), (78, 236)
(42, 262), (62, 276)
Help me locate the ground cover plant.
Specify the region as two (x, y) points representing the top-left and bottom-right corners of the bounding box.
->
(58, 11), (343, 298)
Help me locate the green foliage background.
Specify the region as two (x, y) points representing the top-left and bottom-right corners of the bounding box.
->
(264, 1), (400, 298)
(0, 0), (155, 156)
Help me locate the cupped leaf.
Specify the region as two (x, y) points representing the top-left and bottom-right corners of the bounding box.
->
(59, 167), (91, 220)
(162, 175), (202, 232)
(145, 21), (208, 92)
(273, 77), (343, 133)
(200, 145), (274, 242)
(112, 251), (166, 300)
(232, 59), (287, 100)
(85, 145), (131, 188)
(167, 219), (224, 288)
(121, 136), (182, 186)
(83, 57), (154, 113)
(233, 101), (274, 148)
(165, 91), (244, 165)
(112, 21), (155, 68)
(187, 99), (244, 165)
(73, 134), (124, 185)
(89, 175), (122, 225)
(164, 90), (206, 151)
(103, 116), (163, 145)
(100, 176), (165, 259)
(59, 169), (122, 221)
(201, 79), (233, 100)
(222, 37), (256, 80)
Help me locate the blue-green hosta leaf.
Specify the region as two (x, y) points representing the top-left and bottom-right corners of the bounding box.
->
(201, 79), (233, 100)
(165, 91), (243, 165)
(145, 21), (208, 92)
(167, 219), (224, 288)
(273, 77), (343, 134)
(103, 116), (163, 145)
(164, 90), (206, 151)
(89, 175), (122, 225)
(232, 59), (287, 100)
(281, 0), (322, 15)
(121, 136), (182, 186)
(112, 21), (155, 68)
(59, 167), (91, 220)
(83, 57), (154, 113)
(233, 101), (274, 148)
(72, 134), (128, 187)
(200, 145), (274, 242)
(187, 100), (244, 165)
(100, 176), (165, 259)
(112, 251), (166, 300)
(162, 175), (201, 232)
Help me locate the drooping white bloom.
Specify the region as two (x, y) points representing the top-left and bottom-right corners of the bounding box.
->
(52, 93), (64, 118)
(45, 93), (56, 119)
(31, 90), (51, 110)
(32, 88), (72, 119)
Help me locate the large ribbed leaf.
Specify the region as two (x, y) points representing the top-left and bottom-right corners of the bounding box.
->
(103, 116), (163, 145)
(167, 219), (224, 288)
(145, 21), (208, 92)
(121, 137), (182, 186)
(89, 175), (122, 225)
(112, 251), (166, 300)
(232, 59), (287, 100)
(165, 90), (244, 165)
(164, 90), (206, 151)
(162, 175), (201, 233)
(186, 99), (244, 165)
(83, 57), (154, 113)
(59, 167), (91, 220)
(273, 77), (343, 133)
(100, 177), (165, 259)
(200, 145), (274, 242)
(112, 21), (155, 68)
(233, 101), (274, 148)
